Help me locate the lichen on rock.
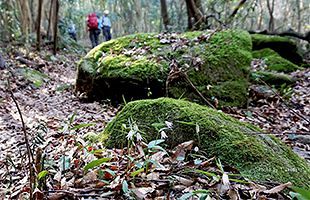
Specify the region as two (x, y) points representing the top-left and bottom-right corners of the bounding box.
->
(76, 29), (253, 107)
(102, 98), (310, 188)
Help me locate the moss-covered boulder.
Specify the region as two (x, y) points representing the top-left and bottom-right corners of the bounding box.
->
(251, 34), (303, 65)
(252, 48), (301, 72)
(76, 29), (252, 107)
(102, 98), (310, 187)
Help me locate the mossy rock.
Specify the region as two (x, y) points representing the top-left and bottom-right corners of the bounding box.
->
(250, 71), (296, 85)
(251, 34), (303, 65)
(252, 48), (301, 72)
(76, 29), (252, 107)
(102, 98), (310, 188)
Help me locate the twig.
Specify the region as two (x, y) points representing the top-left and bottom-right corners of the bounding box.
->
(47, 189), (107, 197)
(165, 59), (215, 109)
(7, 78), (34, 200)
(183, 73), (215, 109)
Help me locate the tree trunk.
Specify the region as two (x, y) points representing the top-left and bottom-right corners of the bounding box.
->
(257, 0), (263, 30)
(160, 0), (170, 30)
(267, 0), (275, 31)
(133, 0), (142, 32)
(296, 0), (301, 32)
(36, 0), (43, 51)
(185, 0), (203, 30)
(18, 0), (33, 42)
(53, 0), (59, 55)
(47, 0), (54, 40)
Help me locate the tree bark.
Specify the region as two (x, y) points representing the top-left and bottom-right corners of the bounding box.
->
(160, 0), (170, 31)
(36, 0), (43, 51)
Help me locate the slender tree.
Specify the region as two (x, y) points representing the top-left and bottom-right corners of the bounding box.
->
(160, 0), (170, 31)
(266, 0), (275, 31)
(185, 0), (203, 30)
(37, 0), (43, 51)
(53, 0), (59, 55)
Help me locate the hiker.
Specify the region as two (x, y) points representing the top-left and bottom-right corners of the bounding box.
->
(68, 21), (77, 41)
(0, 53), (5, 70)
(101, 10), (112, 41)
(87, 13), (100, 48)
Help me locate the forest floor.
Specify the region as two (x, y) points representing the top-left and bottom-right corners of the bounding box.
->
(0, 44), (309, 199)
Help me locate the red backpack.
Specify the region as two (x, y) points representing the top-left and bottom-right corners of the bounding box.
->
(87, 13), (98, 29)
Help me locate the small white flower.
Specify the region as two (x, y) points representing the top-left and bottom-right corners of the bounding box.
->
(126, 130), (135, 140)
(160, 131), (168, 139)
(195, 123), (200, 134)
(194, 146), (199, 152)
(136, 132), (143, 141)
(165, 121), (173, 129)
(133, 124), (139, 132)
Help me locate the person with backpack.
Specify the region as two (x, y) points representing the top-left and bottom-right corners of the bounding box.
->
(101, 10), (112, 41)
(87, 13), (100, 48)
(68, 21), (77, 41)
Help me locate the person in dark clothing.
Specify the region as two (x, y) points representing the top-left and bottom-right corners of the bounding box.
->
(101, 10), (112, 41)
(87, 13), (100, 48)
(68, 21), (77, 41)
(0, 53), (5, 70)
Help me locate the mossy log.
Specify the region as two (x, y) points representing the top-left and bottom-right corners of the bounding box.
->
(76, 29), (252, 107)
(252, 48), (301, 72)
(102, 98), (310, 188)
(250, 71), (296, 85)
(251, 34), (303, 65)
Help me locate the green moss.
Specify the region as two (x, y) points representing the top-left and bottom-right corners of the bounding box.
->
(250, 71), (295, 85)
(76, 29), (253, 107)
(102, 98), (310, 188)
(209, 80), (248, 107)
(253, 48), (300, 72)
(97, 55), (166, 82)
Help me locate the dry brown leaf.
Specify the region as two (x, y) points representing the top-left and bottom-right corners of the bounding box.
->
(131, 187), (155, 200)
(172, 175), (194, 186)
(228, 189), (240, 200)
(171, 140), (194, 161)
(263, 182), (292, 194)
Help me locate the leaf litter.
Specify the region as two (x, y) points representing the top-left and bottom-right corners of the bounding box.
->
(0, 40), (309, 199)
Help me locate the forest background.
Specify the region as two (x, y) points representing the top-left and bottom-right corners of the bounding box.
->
(0, 0), (309, 47)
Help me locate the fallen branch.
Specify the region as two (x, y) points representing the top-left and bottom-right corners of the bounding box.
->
(7, 77), (34, 200)
(46, 189), (110, 198)
(227, 0), (248, 24)
(249, 29), (310, 42)
(16, 56), (45, 68)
